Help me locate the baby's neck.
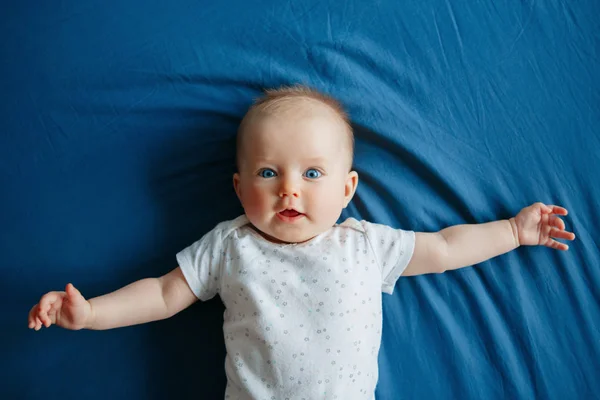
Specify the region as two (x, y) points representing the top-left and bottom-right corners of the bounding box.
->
(249, 224), (323, 245)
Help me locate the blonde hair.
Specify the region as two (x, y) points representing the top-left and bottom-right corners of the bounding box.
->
(236, 85), (354, 170)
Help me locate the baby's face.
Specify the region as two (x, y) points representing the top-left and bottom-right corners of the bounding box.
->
(234, 106), (357, 244)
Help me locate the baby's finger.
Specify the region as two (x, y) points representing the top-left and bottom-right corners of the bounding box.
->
(42, 311), (52, 327)
(551, 228), (576, 241)
(43, 307), (56, 326)
(37, 309), (49, 327)
(66, 283), (84, 303)
(548, 216), (566, 231)
(28, 305), (39, 325)
(40, 293), (63, 316)
(37, 302), (55, 326)
(38, 293), (58, 313)
(28, 309), (40, 329)
(547, 239), (569, 251)
(35, 304), (46, 320)
(548, 205), (568, 216)
(532, 203), (553, 214)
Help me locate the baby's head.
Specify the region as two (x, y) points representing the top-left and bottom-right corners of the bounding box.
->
(233, 85), (359, 244)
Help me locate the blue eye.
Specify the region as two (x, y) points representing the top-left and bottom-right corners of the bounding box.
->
(304, 169), (322, 179)
(259, 168), (276, 178)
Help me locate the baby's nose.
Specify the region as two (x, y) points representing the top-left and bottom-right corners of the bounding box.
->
(278, 179), (299, 198)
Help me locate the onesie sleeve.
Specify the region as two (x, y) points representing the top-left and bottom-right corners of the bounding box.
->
(176, 222), (227, 301)
(361, 221), (415, 295)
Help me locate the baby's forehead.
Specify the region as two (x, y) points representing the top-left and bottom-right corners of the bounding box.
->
(243, 113), (347, 152)
(257, 96), (340, 121)
(237, 95), (354, 169)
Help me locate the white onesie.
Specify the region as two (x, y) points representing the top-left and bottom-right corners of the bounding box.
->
(177, 215), (415, 400)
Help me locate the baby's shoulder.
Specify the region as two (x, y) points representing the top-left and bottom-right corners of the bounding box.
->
(334, 218), (408, 239)
(335, 217), (368, 234)
(206, 215), (251, 242)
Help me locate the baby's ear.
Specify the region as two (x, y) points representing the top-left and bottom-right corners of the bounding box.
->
(233, 173), (242, 201)
(343, 171), (359, 207)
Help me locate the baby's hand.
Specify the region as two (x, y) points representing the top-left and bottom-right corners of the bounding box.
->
(512, 203), (575, 250)
(28, 283), (92, 331)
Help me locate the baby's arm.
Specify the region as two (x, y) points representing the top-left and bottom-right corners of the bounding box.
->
(402, 203), (575, 276)
(86, 267), (197, 330)
(28, 267), (197, 331)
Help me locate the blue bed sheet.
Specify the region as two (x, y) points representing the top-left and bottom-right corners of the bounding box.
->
(2, 0), (599, 399)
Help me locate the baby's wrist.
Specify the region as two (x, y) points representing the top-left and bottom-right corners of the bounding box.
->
(85, 300), (96, 330)
(508, 218), (520, 248)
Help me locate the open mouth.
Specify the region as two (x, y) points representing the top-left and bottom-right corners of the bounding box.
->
(280, 209), (302, 217)
(277, 208), (305, 222)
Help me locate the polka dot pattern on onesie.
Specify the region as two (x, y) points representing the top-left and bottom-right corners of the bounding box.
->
(177, 216), (414, 400)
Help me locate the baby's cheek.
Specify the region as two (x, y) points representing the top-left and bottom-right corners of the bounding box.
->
(242, 186), (269, 216)
(314, 185), (344, 221)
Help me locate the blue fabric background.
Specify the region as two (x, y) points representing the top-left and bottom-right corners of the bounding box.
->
(2, 0), (599, 398)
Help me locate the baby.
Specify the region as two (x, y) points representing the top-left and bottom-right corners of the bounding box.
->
(28, 86), (575, 400)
